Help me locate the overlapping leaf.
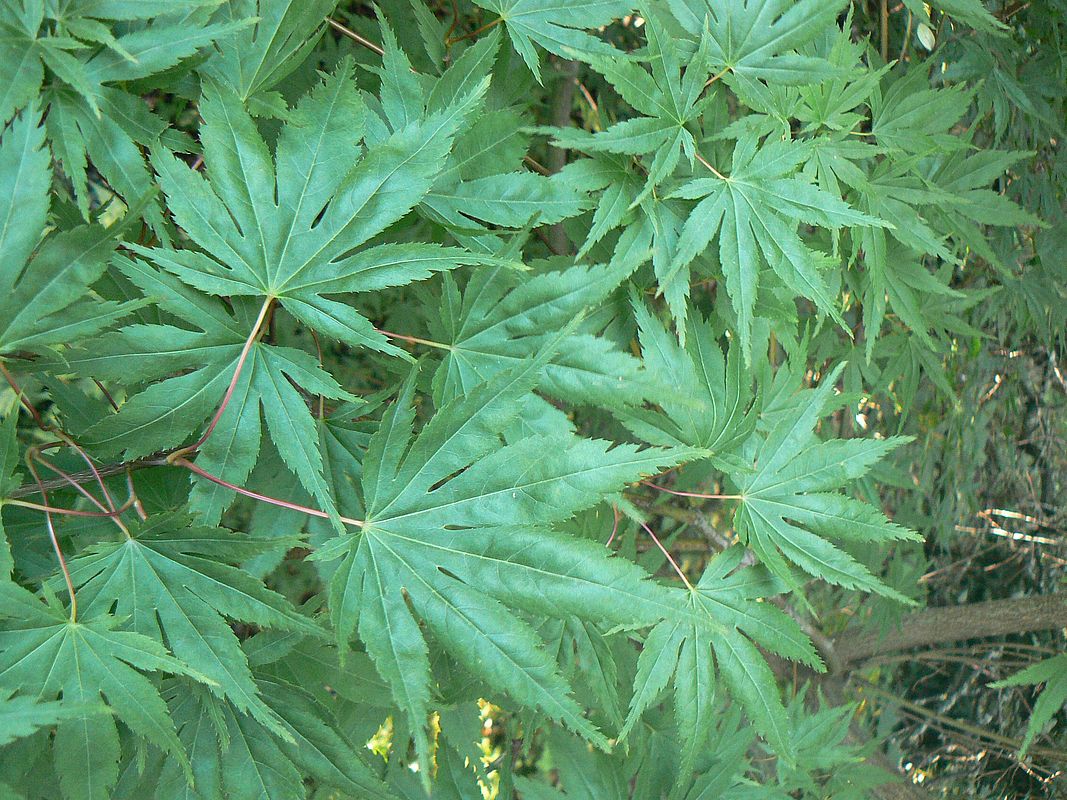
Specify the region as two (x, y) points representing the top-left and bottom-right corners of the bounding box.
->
(0, 103), (136, 357)
(620, 300), (755, 458)
(669, 133), (886, 354)
(0, 582), (198, 800)
(63, 513), (323, 735)
(548, 7), (715, 205)
(0, 0), (249, 220)
(426, 260), (652, 413)
(665, 0), (848, 84)
(472, 0), (632, 81)
(730, 365), (921, 598)
(368, 22), (589, 240)
(68, 261), (351, 525)
(620, 546), (820, 789)
(317, 346), (699, 772)
(133, 58), (490, 357)
(145, 678), (395, 800)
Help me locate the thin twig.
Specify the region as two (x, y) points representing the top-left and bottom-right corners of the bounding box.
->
(0, 362), (45, 429)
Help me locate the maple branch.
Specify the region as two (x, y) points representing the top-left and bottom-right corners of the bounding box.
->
(835, 593), (1067, 668)
(10, 455), (170, 499)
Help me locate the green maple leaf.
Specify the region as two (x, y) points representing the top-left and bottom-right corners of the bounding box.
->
(69, 261), (352, 526)
(991, 652), (1067, 758)
(0, 1), (250, 221)
(199, 0), (339, 116)
(666, 0), (848, 84)
(0, 102), (137, 358)
(0, 410), (20, 579)
(549, 6), (715, 205)
(63, 512), (323, 736)
(730, 365), (921, 599)
(620, 299), (755, 458)
(365, 20), (589, 240)
(427, 260), (652, 413)
(669, 133), (886, 355)
(0, 582), (200, 800)
(148, 677), (397, 800)
(0, 688), (108, 747)
(472, 0), (632, 82)
(315, 345), (700, 775)
(621, 546), (821, 788)
(131, 57), (491, 357)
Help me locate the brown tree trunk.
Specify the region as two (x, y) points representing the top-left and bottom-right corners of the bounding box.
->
(835, 593), (1067, 668)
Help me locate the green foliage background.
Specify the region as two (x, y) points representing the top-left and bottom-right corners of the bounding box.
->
(0, 1), (1063, 798)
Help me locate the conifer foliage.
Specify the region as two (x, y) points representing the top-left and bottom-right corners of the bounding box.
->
(0, 1), (1060, 798)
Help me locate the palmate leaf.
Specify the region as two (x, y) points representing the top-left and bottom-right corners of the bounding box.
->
(132, 57), (491, 357)
(620, 547), (820, 790)
(548, 6), (715, 206)
(1, 1), (250, 221)
(0, 410), (19, 578)
(472, 0), (632, 82)
(665, 0), (849, 84)
(0, 688), (109, 747)
(62, 512), (324, 736)
(668, 133), (886, 356)
(199, 0), (339, 114)
(620, 299), (755, 458)
(316, 345), (701, 776)
(148, 678), (396, 800)
(426, 260), (652, 413)
(991, 652), (1067, 758)
(0, 582), (199, 800)
(367, 20), (589, 240)
(730, 365), (922, 599)
(0, 102), (137, 357)
(68, 261), (352, 526)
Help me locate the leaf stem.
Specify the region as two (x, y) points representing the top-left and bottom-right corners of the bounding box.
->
(53, 432), (118, 513)
(638, 518), (695, 592)
(172, 296), (274, 462)
(641, 480), (740, 501)
(446, 16), (503, 46)
(704, 67), (730, 89)
(326, 17), (385, 56)
(173, 458), (364, 529)
(605, 504), (620, 547)
(378, 329), (453, 351)
(6, 497), (136, 518)
(0, 362), (46, 429)
(24, 453), (76, 621)
(695, 152), (726, 180)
